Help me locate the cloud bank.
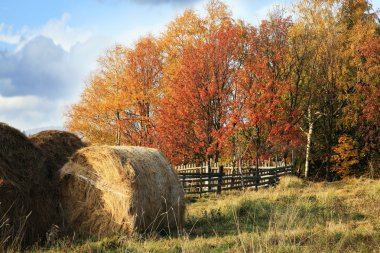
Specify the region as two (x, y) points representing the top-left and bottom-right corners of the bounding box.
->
(0, 15), (110, 131)
(0, 0), (290, 131)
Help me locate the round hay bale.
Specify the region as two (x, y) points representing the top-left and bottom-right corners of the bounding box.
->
(0, 123), (45, 190)
(59, 145), (185, 236)
(0, 182), (33, 251)
(29, 130), (86, 180)
(0, 123), (52, 249)
(29, 130), (86, 239)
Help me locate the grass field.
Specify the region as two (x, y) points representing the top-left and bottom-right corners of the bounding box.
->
(30, 176), (380, 253)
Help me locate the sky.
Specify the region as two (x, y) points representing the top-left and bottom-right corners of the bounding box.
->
(0, 0), (379, 131)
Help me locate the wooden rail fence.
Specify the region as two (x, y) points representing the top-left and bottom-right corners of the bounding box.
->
(175, 162), (294, 196)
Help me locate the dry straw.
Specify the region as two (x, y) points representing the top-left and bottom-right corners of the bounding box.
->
(0, 123), (46, 248)
(29, 130), (86, 238)
(30, 130), (86, 181)
(0, 123), (45, 191)
(59, 145), (185, 237)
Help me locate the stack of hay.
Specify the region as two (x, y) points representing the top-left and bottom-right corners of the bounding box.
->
(0, 123), (46, 249)
(29, 130), (87, 236)
(0, 123), (85, 249)
(59, 146), (185, 236)
(0, 122), (185, 249)
(30, 130), (86, 182)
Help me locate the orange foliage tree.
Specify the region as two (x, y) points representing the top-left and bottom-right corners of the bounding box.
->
(155, 1), (246, 165)
(221, 13), (302, 166)
(65, 0), (379, 178)
(66, 45), (129, 144)
(66, 36), (162, 145)
(331, 135), (359, 176)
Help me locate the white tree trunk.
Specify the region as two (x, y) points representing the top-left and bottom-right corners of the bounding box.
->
(305, 107), (313, 178)
(116, 111), (121, 146)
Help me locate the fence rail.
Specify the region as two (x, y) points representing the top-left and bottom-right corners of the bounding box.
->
(176, 164), (294, 196)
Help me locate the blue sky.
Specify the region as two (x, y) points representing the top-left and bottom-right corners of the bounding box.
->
(0, 0), (379, 131)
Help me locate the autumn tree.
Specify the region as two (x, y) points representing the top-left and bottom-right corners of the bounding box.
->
(287, 0), (349, 179)
(331, 134), (359, 176)
(66, 36), (162, 145)
(66, 45), (129, 144)
(286, 0), (379, 179)
(356, 36), (380, 177)
(66, 0), (378, 179)
(227, 11), (302, 169)
(156, 1), (246, 165)
(338, 0), (380, 177)
(124, 36), (163, 146)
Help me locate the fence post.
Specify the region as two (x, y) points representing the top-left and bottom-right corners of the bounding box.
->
(231, 168), (235, 189)
(208, 158), (212, 191)
(239, 160), (245, 190)
(199, 166), (203, 197)
(274, 155), (278, 186)
(274, 167), (279, 186)
(217, 165), (224, 195)
(181, 174), (186, 192)
(291, 149), (296, 175)
(255, 168), (259, 191)
(240, 173), (245, 190)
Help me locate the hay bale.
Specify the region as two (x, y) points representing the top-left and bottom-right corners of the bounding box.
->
(59, 146), (185, 236)
(0, 157), (33, 248)
(29, 130), (86, 239)
(29, 130), (86, 180)
(0, 123), (49, 248)
(0, 123), (45, 190)
(0, 182), (33, 251)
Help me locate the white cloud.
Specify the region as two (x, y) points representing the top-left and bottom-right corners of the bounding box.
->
(0, 33), (20, 45)
(0, 94), (41, 109)
(38, 13), (92, 51)
(0, 14), (109, 130)
(0, 34), (114, 130)
(0, 23), (21, 45)
(0, 13), (92, 53)
(0, 94), (72, 130)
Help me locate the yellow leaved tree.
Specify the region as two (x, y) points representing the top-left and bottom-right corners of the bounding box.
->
(66, 36), (162, 146)
(331, 135), (359, 176)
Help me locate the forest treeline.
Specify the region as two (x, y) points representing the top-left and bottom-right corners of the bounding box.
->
(66, 0), (379, 180)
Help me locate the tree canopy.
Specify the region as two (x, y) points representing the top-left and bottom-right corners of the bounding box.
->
(66, 0), (380, 179)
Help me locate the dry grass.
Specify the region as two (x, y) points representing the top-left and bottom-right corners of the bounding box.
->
(59, 145), (185, 237)
(28, 176), (380, 252)
(0, 184), (31, 252)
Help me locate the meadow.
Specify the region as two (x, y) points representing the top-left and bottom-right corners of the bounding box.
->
(31, 176), (380, 253)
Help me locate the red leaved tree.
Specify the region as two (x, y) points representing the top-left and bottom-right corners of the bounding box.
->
(155, 20), (245, 165)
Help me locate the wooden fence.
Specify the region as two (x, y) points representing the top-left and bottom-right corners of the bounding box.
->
(175, 162), (294, 196)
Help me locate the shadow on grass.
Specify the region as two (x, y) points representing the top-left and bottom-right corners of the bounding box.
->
(184, 198), (273, 237)
(184, 192), (352, 239)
